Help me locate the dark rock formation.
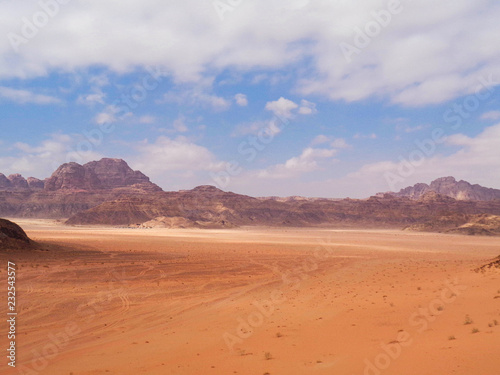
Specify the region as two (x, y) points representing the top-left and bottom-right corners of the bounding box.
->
(0, 218), (34, 250)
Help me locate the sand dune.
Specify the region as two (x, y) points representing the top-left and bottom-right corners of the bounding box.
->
(1, 220), (499, 374)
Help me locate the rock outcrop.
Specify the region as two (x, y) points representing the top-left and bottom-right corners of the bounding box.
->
(392, 177), (500, 201)
(0, 158), (161, 219)
(0, 218), (34, 250)
(83, 159), (152, 189)
(44, 162), (100, 191)
(0, 174), (12, 189)
(27, 177), (45, 190)
(44, 158), (159, 192)
(405, 213), (500, 236)
(8, 174), (29, 189)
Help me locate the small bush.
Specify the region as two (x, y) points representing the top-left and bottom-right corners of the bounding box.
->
(464, 315), (473, 325)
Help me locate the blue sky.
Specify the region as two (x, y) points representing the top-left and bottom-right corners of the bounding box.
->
(1, 0), (499, 197)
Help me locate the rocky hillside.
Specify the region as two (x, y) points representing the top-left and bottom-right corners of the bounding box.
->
(66, 188), (500, 230)
(0, 218), (34, 250)
(391, 177), (500, 201)
(405, 213), (500, 236)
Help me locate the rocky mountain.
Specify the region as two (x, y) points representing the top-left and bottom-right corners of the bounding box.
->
(0, 173), (32, 190)
(0, 158), (161, 218)
(391, 177), (500, 201)
(44, 158), (159, 191)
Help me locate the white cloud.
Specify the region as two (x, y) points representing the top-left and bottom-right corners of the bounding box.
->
(1, 1), (499, 106)
(265, 97), (298, 119)
(0, 86), (61, 105)
(94, 106), (119, 125)
(329, 123), (500, 196)
(396, 124), (428, 133)
(94, 105), (132, 125)
(298, 99), (317, 115)
(77, 90), (106, 105)
(310, 135), (330, 145)
(235, 93), (248, 106)
(232, 118), (284, 137)
(330, 138), (350, 149)
(255, 147), (337, 179)
(0, 134), (103, 178)
(138, 115), (156, 124)
(163, 85), (231, 112)
(311, 135), (350, 149)
(481, 110), (500, 120)
(172, 116), (188, 132)
(131, 136), (219, 173)
(232, 120), (268, 137)
(129, 135), (226, 189)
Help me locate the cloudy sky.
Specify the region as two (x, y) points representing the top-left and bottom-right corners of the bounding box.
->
(1, 0), (499, 197)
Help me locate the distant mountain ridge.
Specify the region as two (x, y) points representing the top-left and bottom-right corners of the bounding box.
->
(389, 177), (500, 201)
(2, 160), (500, 235)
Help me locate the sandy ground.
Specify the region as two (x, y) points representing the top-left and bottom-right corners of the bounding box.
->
(1, 219), (499, 375)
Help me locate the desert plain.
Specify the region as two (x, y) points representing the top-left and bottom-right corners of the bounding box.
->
(1, 220), (499, 375)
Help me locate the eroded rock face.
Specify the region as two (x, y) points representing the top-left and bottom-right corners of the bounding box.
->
(27, 177), (45, 190)
(43, 158), (158, 191)
(44, 162), (99, 191)
(0, 174), (12, 189)
(83, 158), (151, 189)
(0, 174), (43, 190)
(392, 177), (500, 201)
(0, 158), (162, 219)
(8, 174), (29, 189)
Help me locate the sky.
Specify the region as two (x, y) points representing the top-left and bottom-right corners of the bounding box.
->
(0, 0), (499, 198)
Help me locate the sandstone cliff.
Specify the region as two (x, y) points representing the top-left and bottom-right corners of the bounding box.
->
(392, 177), (500, 201)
